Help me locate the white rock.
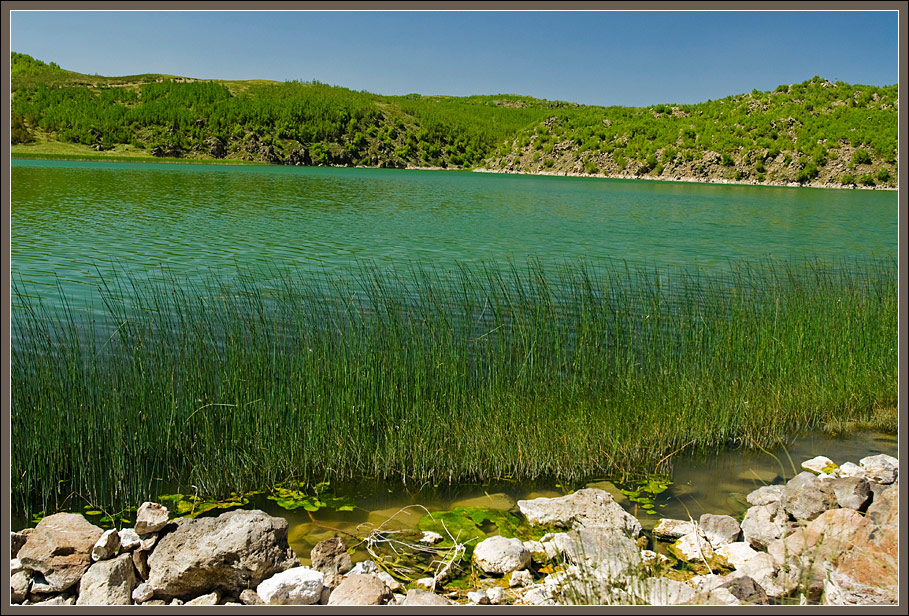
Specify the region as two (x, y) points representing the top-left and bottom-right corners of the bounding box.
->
(418, 531), (443, 544)
(859, 454), (898, 484)
(510, 569), (533, 587)
(137, 532), (157, 551)
(670, 532), (715, 562)
(91, 529), (120, 561)
(642, 577), (696, 605)
(185, 591), (220, 605)
(701, 587), (742, 605)
(641, 549), (659, 566)
(415, 577), (437, 591)
(10, 557), (24, 574)
(517, 488), (642, 537)
(837, 461), (866, 479)
(518, 584), (555, 605)
(801, 456), (839, 475)
(11, 569), (31, 603)
(487, 586), (507, 604)
(77, 553), (136, 605)
(741, 502), (788, 549)
(716, 541), (759, 570)
(746, 485), (784, 507)
(652, 518), (697, 540)
(698, 514), (741, 547)
(467, 590), (489, 604)
(132, 581), (154, 603)
(346, 560), (379, 576)
(376, 570), (402, 592)
(734, 552), (794, 599)
(117, 528), (141, 551)
(473, 535), (531, 575)
(256, 567), (324, 605)
(134, 502), (169, 535)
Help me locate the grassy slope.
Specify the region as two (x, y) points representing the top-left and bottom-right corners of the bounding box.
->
(11, 53), (898, 188)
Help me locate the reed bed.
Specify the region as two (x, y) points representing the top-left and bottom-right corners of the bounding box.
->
(11, 258), (897, 516)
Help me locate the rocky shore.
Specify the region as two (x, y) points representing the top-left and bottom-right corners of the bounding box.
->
(9, 453), (898, 606)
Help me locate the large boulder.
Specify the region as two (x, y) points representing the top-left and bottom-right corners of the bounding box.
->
(17, 513), (104, 594)
(827, 482), (899, 604)
(76, 553), (137, 605)
(145, 509), (297, 600)
(781, 472), (838, 521)
(517, 489), (641, 537)
(256, 567), (324, 605)
(327, 574), (391, 605)
(473, 536), (531, 575)
(768, 507), (866, 574)
(548, 528), (642, 578)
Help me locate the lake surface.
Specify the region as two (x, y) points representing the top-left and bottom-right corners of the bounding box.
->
(11, 159), (898, 314)
(10, 159), (899, 536)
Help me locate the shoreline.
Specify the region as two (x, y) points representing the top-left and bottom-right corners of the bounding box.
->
(471, 167), (896, 191)
(12, 152), (896, 191)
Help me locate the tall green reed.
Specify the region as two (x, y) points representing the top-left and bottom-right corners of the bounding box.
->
(10, 257), (897, 517)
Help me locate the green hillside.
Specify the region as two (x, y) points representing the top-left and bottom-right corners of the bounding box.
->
(10, 53), (898, 187)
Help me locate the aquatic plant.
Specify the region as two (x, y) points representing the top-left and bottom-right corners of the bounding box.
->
(10, 257), (897, 517)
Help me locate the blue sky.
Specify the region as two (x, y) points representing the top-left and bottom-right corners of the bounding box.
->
(10, 9), (899, 107)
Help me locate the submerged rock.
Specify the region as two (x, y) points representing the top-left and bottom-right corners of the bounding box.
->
(517, 488), (642, 537)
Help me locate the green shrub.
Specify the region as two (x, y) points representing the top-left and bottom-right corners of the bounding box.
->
(852, 149), (872, 165)
(840, 173), (856, 185)
(876, 168), (891, 183)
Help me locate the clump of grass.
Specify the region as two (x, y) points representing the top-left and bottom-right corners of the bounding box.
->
(11, 257), (897, 517)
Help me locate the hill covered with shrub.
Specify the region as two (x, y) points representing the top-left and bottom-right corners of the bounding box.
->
(11, 53), (898, 187)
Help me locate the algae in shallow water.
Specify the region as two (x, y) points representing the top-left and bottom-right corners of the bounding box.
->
(418, 506), (543, 552)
